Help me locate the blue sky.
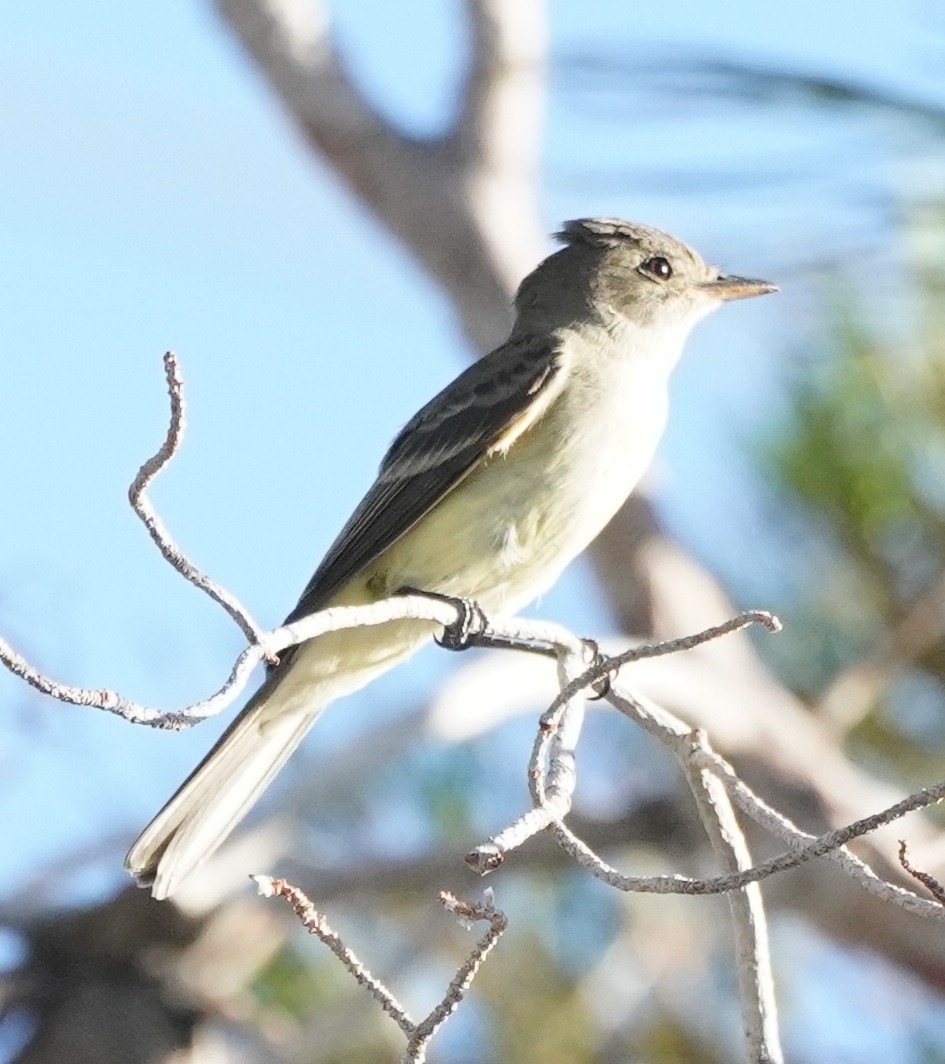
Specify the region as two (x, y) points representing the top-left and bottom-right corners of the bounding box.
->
(2, 2), (945, 1055)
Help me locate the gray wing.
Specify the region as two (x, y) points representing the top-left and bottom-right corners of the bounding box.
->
(277, 334), (564, 647)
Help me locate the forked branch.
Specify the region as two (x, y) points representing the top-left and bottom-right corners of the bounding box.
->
(252, 875), (507, 1064)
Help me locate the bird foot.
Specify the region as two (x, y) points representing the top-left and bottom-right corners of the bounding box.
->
(396, 587), (489, 651)
(582, 638), (613, 699)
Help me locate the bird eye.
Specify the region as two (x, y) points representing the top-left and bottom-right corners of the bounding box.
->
(639, 256), (673, 281)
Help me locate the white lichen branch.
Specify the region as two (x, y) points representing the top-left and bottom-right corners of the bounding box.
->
(462, 624), (945, 921)
(131, 351), (272, 653)
(682, 729), (782, 1063)
(466, 610), (780, 872)
(0, 591), (524, 729)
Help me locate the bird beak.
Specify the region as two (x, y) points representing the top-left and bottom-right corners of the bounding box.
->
(702, 275), (778, 301)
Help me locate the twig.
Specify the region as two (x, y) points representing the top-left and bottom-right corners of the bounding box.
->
(466, 642), (592, 872)
(543, 610), (780, 743)
(531, 685), (945, 917)
(253, 875), (507, 1064)
(251, 875), (412, 1029)
(543, 784), (945, 914)
(688, 740), (945, 918)
(466, 612), (781, 870)
(682, 730), (782, 1063)
(406, 890), (508, 1063)
(898, 841), (945, 906)
(129, 351), (274, 656)
(0, 591), (589, 729)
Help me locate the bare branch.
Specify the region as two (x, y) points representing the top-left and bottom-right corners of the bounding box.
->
(544, 782), (945, 915)
(406, 890), (508, 1062)
(541, 610), (782, 750)
(899, 841), (945, 906)
(252, 874), (414, 1031)
(466, 642), (592, 872)
(129, 351), (272, 653)
(688, 741), (945, 918)
(0, 590), (547, 728)
(461, 616), (775, 872)
(253, 875), (507, 1064)
(682, 730), (782, 1063)
(537, 684), (945, 917)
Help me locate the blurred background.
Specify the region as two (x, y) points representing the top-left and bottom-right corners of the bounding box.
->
(3, 1), (945, 1061)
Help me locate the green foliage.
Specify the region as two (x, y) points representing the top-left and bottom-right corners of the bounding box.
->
(763, 207), (945, 762)
(252, 944), (340, 1021)
(632, 1015), (727, 1064)
(773, 297), (945, 601)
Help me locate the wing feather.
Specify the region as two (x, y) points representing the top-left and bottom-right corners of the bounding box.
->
(278, 334), (564, 645)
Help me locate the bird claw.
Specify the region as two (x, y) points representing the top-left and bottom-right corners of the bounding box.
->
(582, 638), (612, 699)
(396, 587), (488, 651)
(436, 595), (488, 651)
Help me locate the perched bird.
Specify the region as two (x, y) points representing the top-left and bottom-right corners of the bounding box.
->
(127, 218), (776, 899)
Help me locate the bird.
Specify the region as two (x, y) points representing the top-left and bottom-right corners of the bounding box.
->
(126, 217), (776, 899)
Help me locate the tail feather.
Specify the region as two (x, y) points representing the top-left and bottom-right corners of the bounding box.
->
(127, 611), (435, 899)
(125, 688), (324, 900)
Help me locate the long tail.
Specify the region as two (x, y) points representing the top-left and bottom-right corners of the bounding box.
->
(124, 674), (325, 900)
(126, 609), (435, 899)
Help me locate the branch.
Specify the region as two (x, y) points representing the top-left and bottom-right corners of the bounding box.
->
(129, 351), (272, 653)
(465, 641), (592, 872)
(407, 890), (508, 1062)
(465, 610), (780, 871)
(687, 740), (945, 918)
(536, 679), (945, 917)
(463, 619), (945, 924)
(253, 875), (506, 1064)
(682, 731), (782, 1063)
(0, 588), (559, 729)
(899, 842), (945, 907)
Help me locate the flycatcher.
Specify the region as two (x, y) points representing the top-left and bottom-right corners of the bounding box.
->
(127, 218), (776, 898)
